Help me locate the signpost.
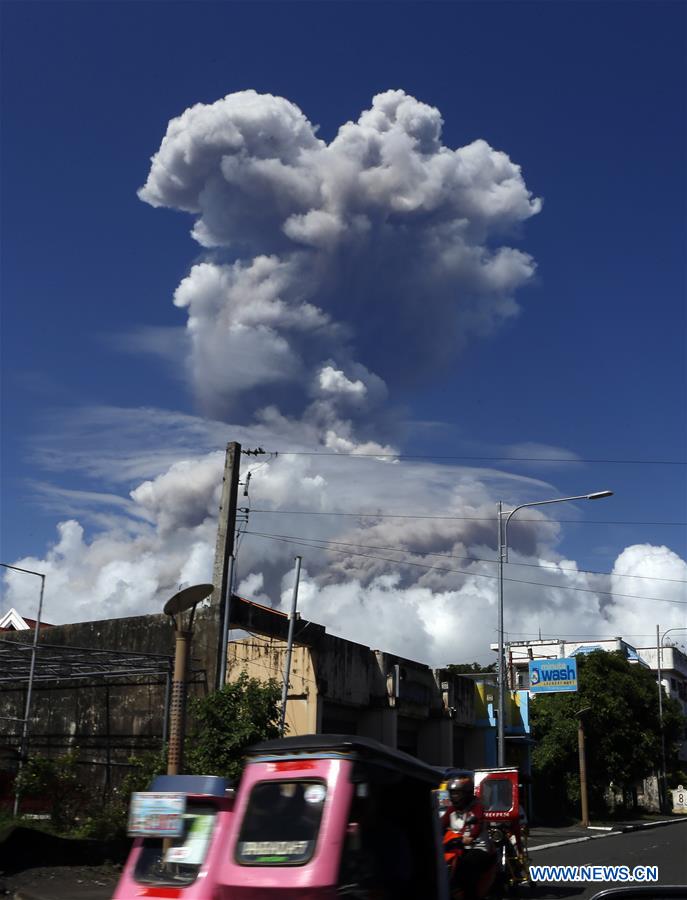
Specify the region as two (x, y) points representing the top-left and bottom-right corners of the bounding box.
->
(528, 657), (578, 694)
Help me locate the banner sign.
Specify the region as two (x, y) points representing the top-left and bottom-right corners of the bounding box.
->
(128, 791), (186, 837)
(529, 657), (578, 694)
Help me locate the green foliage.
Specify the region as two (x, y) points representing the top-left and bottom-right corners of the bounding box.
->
(75, 748), (167, 840)
(444, 662), (497, 675)
(21, 675), (282, 837)
(530, 651), (685, 816)
(15, 750), (86, 830)
(185, 672), (282, 780)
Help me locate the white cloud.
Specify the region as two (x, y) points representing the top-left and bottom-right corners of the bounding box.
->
(318, 366), (367, 398)
(5, 426), (686, 661)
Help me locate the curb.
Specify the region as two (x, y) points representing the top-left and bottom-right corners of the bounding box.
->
(529, 817), (686, 852)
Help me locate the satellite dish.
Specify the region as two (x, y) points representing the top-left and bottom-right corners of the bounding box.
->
(164, 583), (214, 617)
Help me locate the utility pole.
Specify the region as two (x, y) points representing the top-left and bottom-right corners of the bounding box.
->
(656, 624), (667, 811)
(279, 556), (302, 737)
(576, 706), (591, 827)
(210, 442), (241, 690)
(497, 501), (506, 766)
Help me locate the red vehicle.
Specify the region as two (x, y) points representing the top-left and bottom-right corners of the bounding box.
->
(474, 767), (533, 892)
(442, 827), (498, 900)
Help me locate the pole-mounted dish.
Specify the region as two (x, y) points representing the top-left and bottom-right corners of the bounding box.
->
(164, 583), (214, 617)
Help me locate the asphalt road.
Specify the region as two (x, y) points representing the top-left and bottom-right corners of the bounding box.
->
(529, 822), (687, 899)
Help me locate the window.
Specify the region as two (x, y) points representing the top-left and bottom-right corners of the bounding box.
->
(134, 803), (217, 886)
(236, 781), (327, 866)
(481, 778), (514, 813)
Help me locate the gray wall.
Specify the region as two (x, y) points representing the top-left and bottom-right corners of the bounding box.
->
(0, 613), (210, 796)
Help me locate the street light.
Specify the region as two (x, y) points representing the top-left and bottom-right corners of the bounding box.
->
(496, 491), (613, 766)
(656, 626), (687, 810)
(163, 583), (214, 775)
(1, 562), (46, 817)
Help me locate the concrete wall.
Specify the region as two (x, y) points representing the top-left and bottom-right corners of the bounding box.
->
(0, 613), (205, 794)
(226, 632), (492, 768)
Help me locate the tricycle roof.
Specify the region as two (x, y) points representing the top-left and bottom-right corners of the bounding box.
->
(246, 733), (442, 784)
(474, 767), (520, 776)
(148, 774), (233, 798)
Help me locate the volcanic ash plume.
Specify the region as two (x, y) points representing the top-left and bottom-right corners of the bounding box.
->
(139, 89), (541, 451)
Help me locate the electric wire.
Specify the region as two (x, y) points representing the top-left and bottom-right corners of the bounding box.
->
(238, 529), (686, 584)
(247, 508), (686, 527)
(243, 530), (687, 606)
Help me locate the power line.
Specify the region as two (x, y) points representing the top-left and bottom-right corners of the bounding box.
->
(505, 632), (687, 642)
(247, 508), (687, 527)
(236, 529), (686, 584)
(244, 530), (687, 606)
(274, 450), (686, 466)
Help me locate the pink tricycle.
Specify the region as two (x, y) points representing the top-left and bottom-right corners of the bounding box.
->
(214, 733), (449, 899)
(113, 774), (235, 899)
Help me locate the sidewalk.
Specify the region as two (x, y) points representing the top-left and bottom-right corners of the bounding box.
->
(529, 815), (687, 851)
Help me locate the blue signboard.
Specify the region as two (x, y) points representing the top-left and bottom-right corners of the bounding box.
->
(529, 657), (578, 694)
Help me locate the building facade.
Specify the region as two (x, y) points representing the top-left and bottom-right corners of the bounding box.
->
(228, 597), (530, 770)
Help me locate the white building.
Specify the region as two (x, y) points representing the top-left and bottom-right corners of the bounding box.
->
(489, 636), (649, 690)
(636, 643), (687, 761)
(490, 636), (687, 765)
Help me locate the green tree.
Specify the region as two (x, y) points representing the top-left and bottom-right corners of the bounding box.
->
(185, 672), (282, 780)
(444, 662), (496, 675)
(530, 651), (684, 817)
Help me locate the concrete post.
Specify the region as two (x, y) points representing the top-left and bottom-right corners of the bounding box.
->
(167, 630), (190, 775)
(578, 717), (589, 827)
(195, 442), (241, 691)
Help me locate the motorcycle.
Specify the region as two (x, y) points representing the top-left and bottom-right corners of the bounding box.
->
(443, 825), (498, 900)
(474, 768), (534, 895)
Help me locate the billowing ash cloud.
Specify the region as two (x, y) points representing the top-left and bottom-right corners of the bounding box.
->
(5, 90), (684, 665)
(4, 415), (685, 665)
(139, 89), (541, 448)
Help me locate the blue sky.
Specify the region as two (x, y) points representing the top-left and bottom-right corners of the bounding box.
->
(1, 1), (685, 661)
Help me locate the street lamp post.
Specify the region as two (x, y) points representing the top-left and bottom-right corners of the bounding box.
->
(1, 563), (47, 818)
(496, 491), (613, 766)
(163, 584), (214, 775)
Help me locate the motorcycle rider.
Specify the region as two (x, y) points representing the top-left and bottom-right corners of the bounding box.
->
(441, 776), (494, 899)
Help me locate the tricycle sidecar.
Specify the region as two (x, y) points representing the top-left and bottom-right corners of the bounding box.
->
(214, 733), (450, 900)
(475, 767), (533, 892)
(113, 774), (235, 899)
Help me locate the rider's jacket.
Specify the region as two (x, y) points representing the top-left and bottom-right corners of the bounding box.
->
(441, 797), (493, 851)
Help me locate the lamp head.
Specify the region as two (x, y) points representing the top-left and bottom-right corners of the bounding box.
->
(587, 491), (613, 500)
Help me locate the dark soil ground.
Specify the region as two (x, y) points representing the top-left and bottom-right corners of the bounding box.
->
(0, 864), (120, 899)
(0, 826), (128, 899)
